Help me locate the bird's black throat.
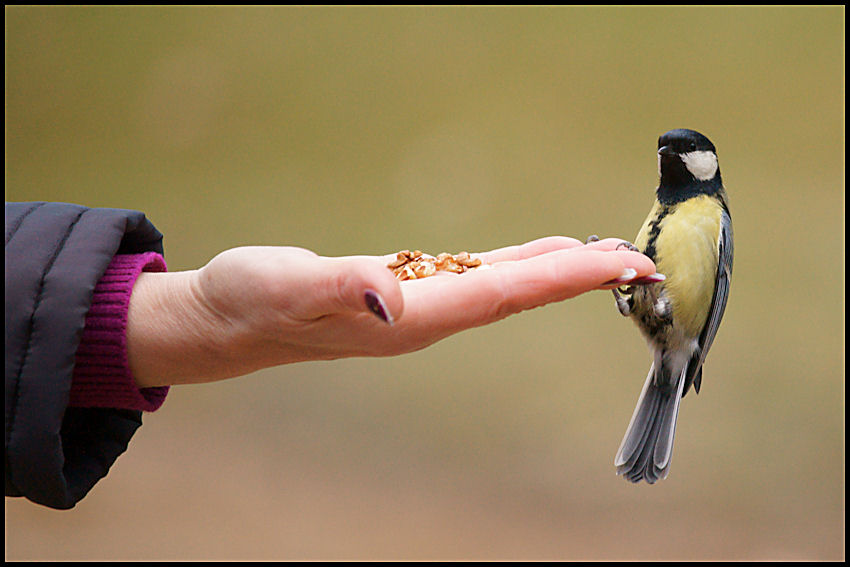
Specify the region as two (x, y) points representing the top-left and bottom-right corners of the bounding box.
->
(657, 169), (724, 205)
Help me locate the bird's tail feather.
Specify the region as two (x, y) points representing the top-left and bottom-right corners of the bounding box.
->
(614, 363), (687, 483)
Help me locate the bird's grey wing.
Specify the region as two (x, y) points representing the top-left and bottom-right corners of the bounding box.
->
(686, 206), (733, 394)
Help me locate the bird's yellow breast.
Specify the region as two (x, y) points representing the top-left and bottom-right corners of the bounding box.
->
(634, 194), (723, 338)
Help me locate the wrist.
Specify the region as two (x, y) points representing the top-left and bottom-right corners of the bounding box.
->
(126, 268), (264, 387)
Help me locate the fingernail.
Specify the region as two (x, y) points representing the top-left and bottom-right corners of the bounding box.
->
(603, 268), (637, 286)
(364, 289), (394, 325)
(629, 273), (667, 285)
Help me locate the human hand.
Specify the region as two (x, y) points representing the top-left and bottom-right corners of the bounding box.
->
(127, 236), (657, 388)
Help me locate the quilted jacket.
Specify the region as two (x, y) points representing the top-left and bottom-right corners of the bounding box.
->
(5, 202), (164, 509)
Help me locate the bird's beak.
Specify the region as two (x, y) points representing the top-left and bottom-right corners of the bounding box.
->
(657, 145), (675, 157)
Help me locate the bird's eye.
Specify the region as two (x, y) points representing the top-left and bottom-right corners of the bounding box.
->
(688, 142), (697, 152)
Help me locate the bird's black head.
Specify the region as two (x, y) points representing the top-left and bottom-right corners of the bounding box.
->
(658, 128), (716, 155)
(656, 129), (722, 203)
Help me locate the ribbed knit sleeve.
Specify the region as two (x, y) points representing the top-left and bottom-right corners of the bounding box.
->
(69, 252), (169, 412)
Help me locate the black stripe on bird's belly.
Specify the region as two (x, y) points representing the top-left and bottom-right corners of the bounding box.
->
(642, 204), (672, 261)
(638, 306), (671, 342)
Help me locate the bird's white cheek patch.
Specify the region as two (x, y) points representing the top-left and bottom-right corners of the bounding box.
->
(681, 151), (718, 181)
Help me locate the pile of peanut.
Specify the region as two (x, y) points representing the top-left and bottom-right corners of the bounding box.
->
(387, 250), (482, 281)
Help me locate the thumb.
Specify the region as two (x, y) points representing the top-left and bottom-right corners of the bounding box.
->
(317, 256), (403, 325)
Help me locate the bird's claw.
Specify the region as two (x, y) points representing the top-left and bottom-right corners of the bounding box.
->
(612, 286), (633, 316)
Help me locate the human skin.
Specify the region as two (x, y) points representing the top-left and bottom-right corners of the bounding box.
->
(125, 236), (658, 388)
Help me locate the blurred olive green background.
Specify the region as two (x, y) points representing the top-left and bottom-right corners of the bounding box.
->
(5, 6), (844, 561)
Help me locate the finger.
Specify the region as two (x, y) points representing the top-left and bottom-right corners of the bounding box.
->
(403, 247), (652, 331)
(315, 256), (404, 324)
(476, 236), (583, 264)
(577, 237), (640, 253)
(596, 249), (659, 288)
(493, 239), (659, 289)
(477, 236), (646, 264)
(484, 247), (655, 305)
(377, 236), (584, 266)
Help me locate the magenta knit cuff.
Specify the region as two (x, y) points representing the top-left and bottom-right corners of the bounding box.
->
(70, 252), (169, 412)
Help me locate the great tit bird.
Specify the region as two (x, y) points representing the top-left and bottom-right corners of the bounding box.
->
(612, 128), (733, 484)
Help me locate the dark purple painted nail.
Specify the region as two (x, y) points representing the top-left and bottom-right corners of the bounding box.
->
(364, 289), (393, 325)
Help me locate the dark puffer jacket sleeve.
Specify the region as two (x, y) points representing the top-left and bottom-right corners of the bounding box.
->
(5, 201), (164, 509)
